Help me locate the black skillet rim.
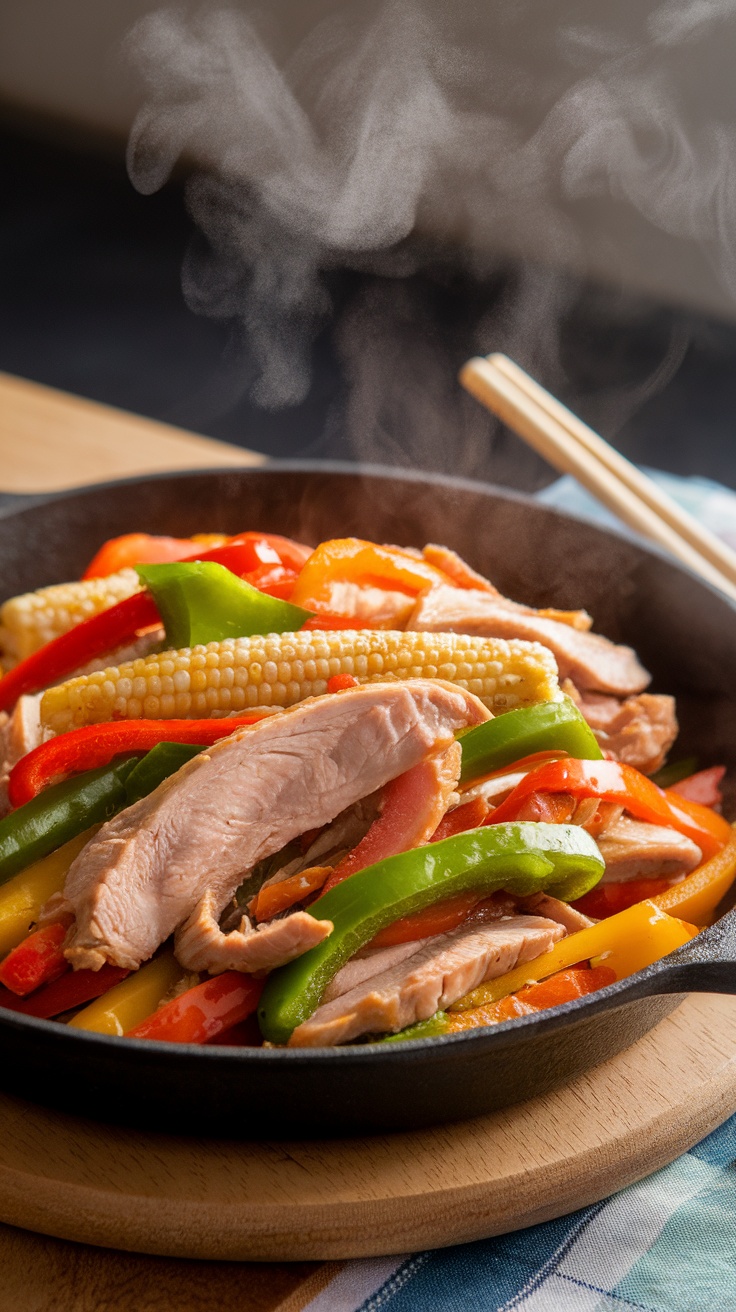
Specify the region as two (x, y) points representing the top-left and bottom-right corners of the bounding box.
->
(0, 459), (733, 1067)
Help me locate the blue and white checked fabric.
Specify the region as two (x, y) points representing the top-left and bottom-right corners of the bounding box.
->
(302, 1115), (736, 1312)
(302, 470), (736, 1312)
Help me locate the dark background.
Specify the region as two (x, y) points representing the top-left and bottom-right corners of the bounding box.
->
(3, 121), (736, 492)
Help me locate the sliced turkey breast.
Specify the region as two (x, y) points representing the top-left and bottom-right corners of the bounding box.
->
(565, 686), (678, 775)
(62, 679), (489, 972)
(289, 915), (565, 1047)
(175, 890), (332, 974)
(407, 584), (649, 696)
(0, 694), (43, 818)
(598, 817), (702, 883)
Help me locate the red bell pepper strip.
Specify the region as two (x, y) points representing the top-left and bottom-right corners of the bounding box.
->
(572, 877), (676, 920)
(0, 537), (311, 713)
(487, 758), (730, 860)
(0, 922), (68, 995)
(321, 751), (456, 894)
(8, 714), (270, 807)
(430, 796), (489, 843)
(0, 963), (129, 1018)
(0, 590), (161, 713)
(126, 971), (263, 1044)
(83, 531), (311, 579)
(669, 766), (725, 808)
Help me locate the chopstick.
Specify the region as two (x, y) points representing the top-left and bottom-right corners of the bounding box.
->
(459, 353), (736, 604)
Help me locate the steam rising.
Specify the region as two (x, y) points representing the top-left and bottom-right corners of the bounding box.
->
(126, 1), (736, 473)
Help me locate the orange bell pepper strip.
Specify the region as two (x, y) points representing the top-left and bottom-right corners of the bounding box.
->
(0, 922), (68, 996)
(251, 866), (333, 921)
(8, 713), (272, 806)
(653, 825), (736, 925)
(127, 972), (263, 1044)
(290, 538), (446, 611)
(369, 892), (484, 948)
(572, 877), (675, 920)
(487, 758), (730, 860)
(446, 965), (617, 1032)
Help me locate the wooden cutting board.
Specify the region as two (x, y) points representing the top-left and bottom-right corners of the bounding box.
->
(0, 374), (734, 1308)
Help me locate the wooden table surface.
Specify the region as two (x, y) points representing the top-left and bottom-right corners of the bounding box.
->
(0, 373), (734, 1310)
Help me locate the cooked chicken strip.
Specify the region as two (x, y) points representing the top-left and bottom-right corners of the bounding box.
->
(421, 545), (593, 630)
(175, 890), (332, 974)
(598, 817), (702, 883)
(289, 915), (565, 1047)
(62, 679), (489, 971)
(408, 584), (649, 696)
(565, 685), (678, 774)
(519, 891), (594, 932)
(0, 693), (43, 817)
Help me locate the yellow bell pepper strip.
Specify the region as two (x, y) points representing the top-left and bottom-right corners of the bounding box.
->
(450, 899), (698, 1012)
(137, 561), (313, 649)
(488, 758), (731, 861)
(458, 698), (602, 786)
(0, 828), (95, 958)
(290, 538), (446, 613)
(69, 950), (184, 1035)
(258, 822), (605, 1045)
(652, 826), (736, 925)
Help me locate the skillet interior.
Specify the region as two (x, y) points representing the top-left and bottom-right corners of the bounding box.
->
(0, 461), (734, 1137)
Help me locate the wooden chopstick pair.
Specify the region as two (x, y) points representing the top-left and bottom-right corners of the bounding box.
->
(460, 353), (736, 605)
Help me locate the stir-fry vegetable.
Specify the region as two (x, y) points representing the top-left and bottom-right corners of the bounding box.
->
(9, 714), (270, 805)
(258, 823), (605, 1044)
(69, 951), (184, 1035)
(137, 561), (312, 649)
(0, 829), (94, 957)
(0, 963), (129, 1018)
(0, 758), (139, 885)
(127, 971), (263, 1044)
(0, 921), (68, 995)
(458, 698), (601, 785)
(488, 758), (731, 860)
(290, 538), (444, 613)
(652, 825), (736, 924)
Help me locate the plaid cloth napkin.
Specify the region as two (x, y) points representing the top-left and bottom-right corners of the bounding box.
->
(297, 470), (736, 1312)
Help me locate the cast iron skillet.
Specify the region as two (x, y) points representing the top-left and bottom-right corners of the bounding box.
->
(0, 462), (734, 1138)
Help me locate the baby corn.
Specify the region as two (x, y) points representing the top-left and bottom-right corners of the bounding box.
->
(40, 631), (560, 734)
(0, 569), (141, 666)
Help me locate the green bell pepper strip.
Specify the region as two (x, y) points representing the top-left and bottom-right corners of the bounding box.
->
(382, 1012), (448, 1043)
(137, 561), (313, 648)
(458, 697), (602, 786)
(0, 742), (210, 888)
(123, 742), (205, 805)
(0, 757), (140, 886)
(258, 822), (604, 1045)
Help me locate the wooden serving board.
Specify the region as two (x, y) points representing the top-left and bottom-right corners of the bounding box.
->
(0, 374), (734, 1305)
(0, 993), (734, 1265)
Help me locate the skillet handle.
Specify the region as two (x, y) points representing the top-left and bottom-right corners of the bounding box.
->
(637, 907), (736, 996)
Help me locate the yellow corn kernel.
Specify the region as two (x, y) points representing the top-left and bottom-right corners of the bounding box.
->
(68, 951), (184, 1035)
(0, 569), (142, 666)
(450, 900), (698, 1012)
(0, 828), (97, 958)
(39, 630), (561, 733)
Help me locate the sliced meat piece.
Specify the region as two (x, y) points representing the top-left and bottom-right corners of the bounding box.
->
(421, 545), (593, 630)
(598, 817), (702, 883)
(174, 890), (332, 974)
(289, 915), (565, 1047)
(519, 891), (594, 932)
(63, 679), (489, 972)
(317, 580), (416, 627)
(0, 693), (43, 818)
(408, 584), (649, 696)
(566, 683), (678, 774)
(321, 940), (428, 1004)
